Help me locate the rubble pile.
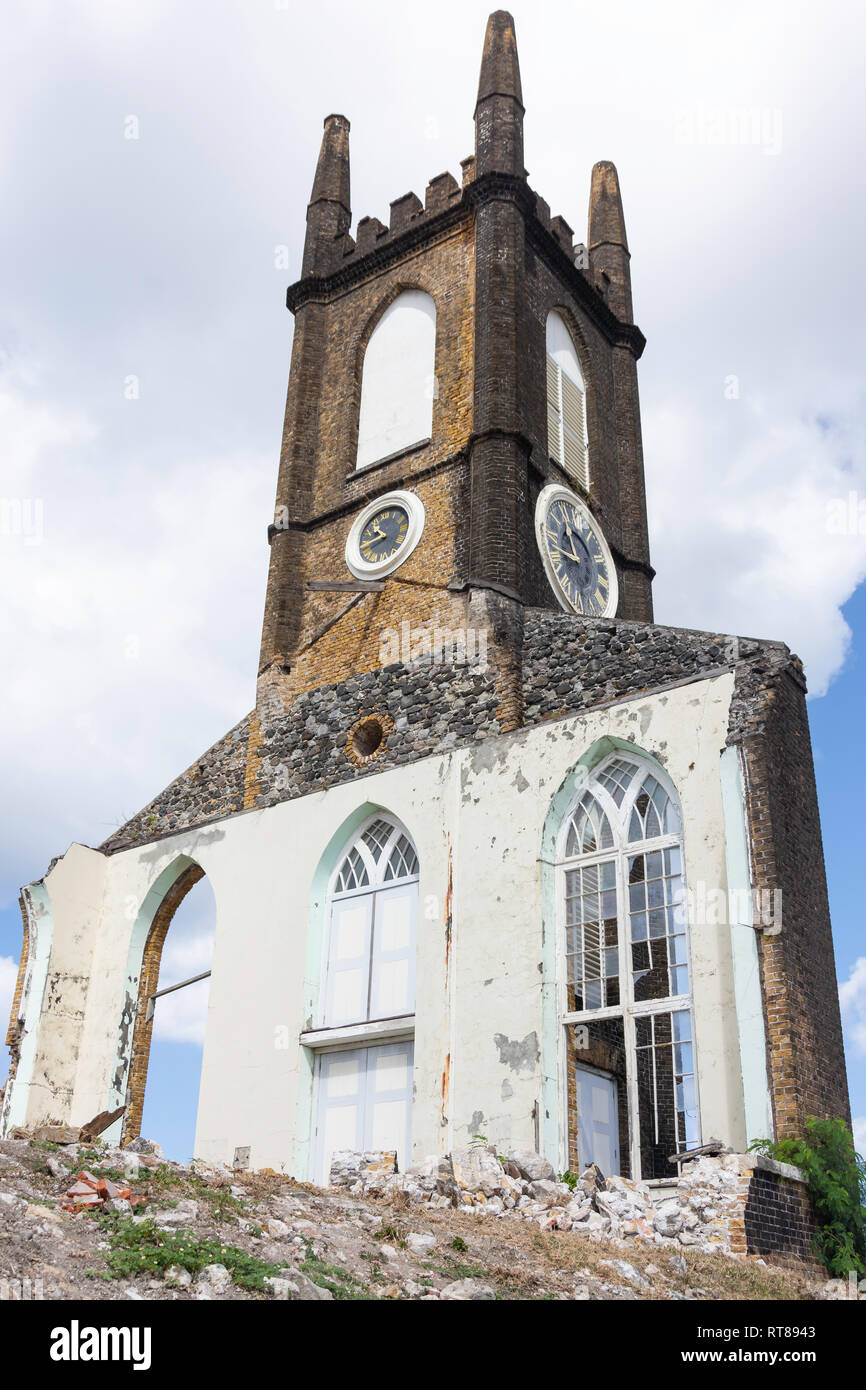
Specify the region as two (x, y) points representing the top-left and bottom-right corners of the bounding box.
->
(0, 1135), (840, 1301)
(60, 1170), (148, 1215)
(329, 1147), (780, 1259)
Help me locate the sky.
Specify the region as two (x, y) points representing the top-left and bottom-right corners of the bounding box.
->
(0, 0), (864, 1162)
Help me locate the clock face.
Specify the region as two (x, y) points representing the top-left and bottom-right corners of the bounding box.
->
(535, 485), (618, 617)
(345, 490), (425, 580)
(359, 505), (409, 565)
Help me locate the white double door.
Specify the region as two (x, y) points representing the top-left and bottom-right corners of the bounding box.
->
(314, 1041), (414, 1186)
(576, 1064), (620, 1177)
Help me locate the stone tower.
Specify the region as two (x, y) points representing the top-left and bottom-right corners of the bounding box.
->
(2, 13), (849, 1199)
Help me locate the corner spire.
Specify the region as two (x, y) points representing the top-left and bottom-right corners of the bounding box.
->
(588, 161), (628, 251)
(302, 114), (351, 277)
(588, 161), (632, 321)
(474, 11), (525, 178)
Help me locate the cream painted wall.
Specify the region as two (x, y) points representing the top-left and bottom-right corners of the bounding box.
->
(5, 670), (764, 1175)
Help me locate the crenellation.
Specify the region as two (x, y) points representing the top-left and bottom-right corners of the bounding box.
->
(389, 190), (423, 231)
(424, 170), (460, 213)
(550, 213), (574, 254)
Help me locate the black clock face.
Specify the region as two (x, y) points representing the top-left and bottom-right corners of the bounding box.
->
(543, 498), (611, 615)
(359, 505), (410, 564)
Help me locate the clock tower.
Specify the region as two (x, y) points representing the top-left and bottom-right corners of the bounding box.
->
(256, 9), (653, 750)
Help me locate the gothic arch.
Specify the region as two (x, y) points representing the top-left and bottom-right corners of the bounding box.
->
(545, 301), (594, 394)
(354, 287), (437, 469)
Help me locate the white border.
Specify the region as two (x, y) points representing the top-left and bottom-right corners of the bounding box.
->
(345, 489), (426, 580)
(535, 483), (619, 618)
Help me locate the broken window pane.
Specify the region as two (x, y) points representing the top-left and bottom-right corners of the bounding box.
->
(634, 1008), (700, 1177)
(627, 852), (689, 999)
(565, 861), (620, 1010)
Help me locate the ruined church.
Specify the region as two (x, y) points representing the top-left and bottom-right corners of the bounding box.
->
(2, 14), (849, 1197)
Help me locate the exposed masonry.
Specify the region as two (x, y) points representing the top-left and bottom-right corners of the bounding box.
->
(100, 610), (793, 853)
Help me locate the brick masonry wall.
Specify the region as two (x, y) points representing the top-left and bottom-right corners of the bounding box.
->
(738, 670), (851, 1134)
(677, 1153), (819, 1267)
(741, 1165), (818, 1265)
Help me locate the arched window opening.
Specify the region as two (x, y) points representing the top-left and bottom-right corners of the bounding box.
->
(356, 291), (436, 470)
(546, 310), (590, 492)
(558, 756), (699, 1181)
(312, 815), (419, 1184)
(125, 868), (215, 1161)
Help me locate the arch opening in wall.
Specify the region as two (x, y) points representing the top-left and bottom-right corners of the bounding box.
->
(122, 865), (216, 1161)
(356, 290), (436, 470)
(546, 309), (590, 492)
(308, 813), (419, 1184)
(553, 752), (700, 1181)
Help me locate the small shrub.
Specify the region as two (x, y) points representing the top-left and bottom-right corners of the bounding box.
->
(750, 1116), (866, 1277)
(450, 1236), (467, 1252)
(98, 1213), (284, 1292)
(558, 1170), (579, 1190)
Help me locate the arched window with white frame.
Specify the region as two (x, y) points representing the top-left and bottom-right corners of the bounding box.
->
(557, 754), (699, 1180)
(546, 309), (590, 492)
(356, 290), (436, 470)
(312, 815), (419, 1184)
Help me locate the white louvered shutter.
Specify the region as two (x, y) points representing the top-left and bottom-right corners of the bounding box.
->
(546, 354), (562, 465)
(561, 372), (589, 491)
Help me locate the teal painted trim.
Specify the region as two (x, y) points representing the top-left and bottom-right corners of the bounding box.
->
(2, 883), (53, 1133)
(539, 736), (675, 1168)
(292, 799), (384, 1182)
(719, 745), (773, 1146)
(102, 855), (200, 1146)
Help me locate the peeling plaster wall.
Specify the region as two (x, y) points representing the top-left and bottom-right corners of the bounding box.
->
(3, 672), (751, 1174)
(15, 845), (108, 1130)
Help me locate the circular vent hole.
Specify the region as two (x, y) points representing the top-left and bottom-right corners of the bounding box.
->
(352, 717), (385, 759)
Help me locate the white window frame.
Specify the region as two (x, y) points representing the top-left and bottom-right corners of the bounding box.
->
(555, 756), (701, 1179)
(319, 815), (419, 1032)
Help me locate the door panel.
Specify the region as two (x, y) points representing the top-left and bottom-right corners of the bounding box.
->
(369, 885), (416, 1020)
(314, 1041), (413, 1185)
(324, 897), (373, 1026)
(576, 1065), (620, 1178)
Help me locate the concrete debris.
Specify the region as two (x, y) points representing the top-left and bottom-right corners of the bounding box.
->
(327, 1146), (798, 1262)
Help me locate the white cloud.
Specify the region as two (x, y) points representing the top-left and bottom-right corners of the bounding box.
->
(853, 1117), (866, 1157)
(646, 388), (866, 697)
(840, 957), (866, 1056)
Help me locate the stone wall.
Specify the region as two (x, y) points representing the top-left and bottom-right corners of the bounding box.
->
(103, 611), (791, 852)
